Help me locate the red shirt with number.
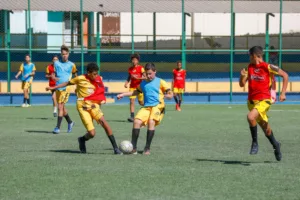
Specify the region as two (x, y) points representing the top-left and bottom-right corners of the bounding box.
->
(247, 62), (279, 100)
(128, 65), (144, 88)
(173, 69), (186, 89)
(46, 64), (56, 87)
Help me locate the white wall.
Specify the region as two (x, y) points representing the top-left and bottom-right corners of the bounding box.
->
(10, 11), (47, 33)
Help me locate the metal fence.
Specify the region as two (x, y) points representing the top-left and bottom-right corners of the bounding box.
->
(0, 0), (300, 102)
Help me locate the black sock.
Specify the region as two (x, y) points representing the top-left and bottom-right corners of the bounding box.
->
(174, 96), (179, 104)
(130, 112), (134, 118)
(250, 126), (258, 143)
(23, 98), (26, 104)
(64, 114), (72, 124)
(266, 131), (278, 148)
(27, 98), (30, 105)
(131, 128), (140, 149)
(179, 100), (182, 107)
(56, 116), (63, 129)
(145, 130), (155, 150)
(81, 135), (89, 141)
(108, 135), (118, 149)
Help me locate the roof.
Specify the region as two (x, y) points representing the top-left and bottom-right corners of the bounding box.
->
(1, 0), (300, 13)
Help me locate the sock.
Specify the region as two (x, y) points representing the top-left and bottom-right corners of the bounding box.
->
(108, 135), (118, 149)
(64, 114), (72, 124)
(56, 116), (63, 129)
(131, 128), (140, 149)
(249, 126), (258, 143)
(130, 112), (134, 118)
(27, 98), (30, 105)
(54, 107), (57, 113)
(266, 131), (278, 148)
(174, 96), (179, 104)
(145, 130), (155, 150)
(23, 98), (26, 104)
(179, 100), (182, 107)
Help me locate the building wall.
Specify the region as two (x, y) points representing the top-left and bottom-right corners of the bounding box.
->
(47, 12), (63, 51)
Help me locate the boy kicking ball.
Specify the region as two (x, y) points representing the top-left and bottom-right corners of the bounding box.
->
(117, 63), (173, 155)
(46, 63), (122, 154)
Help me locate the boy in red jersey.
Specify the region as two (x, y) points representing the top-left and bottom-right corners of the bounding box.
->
(46, 63), (122, 154)
(45, 55), (59, 117)
(239, 46), (288, 161)
(172, 61), (186, 111)
(124, 54), (145, 122)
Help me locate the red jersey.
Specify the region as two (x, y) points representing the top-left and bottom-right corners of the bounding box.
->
(173, 69), (186, 88)
(46, 64), (56, 87)
(247, 62), (279, 100)
(128, 65), (144, 88)
(83, 75), (106, 102)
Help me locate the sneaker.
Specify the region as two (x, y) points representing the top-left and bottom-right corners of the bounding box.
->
(67, 122), (75, 133)
(274, 142), (282, 161)
(26, 104), (31, 107)
(114, 148), (123, 155)
(78, 137), (86, 153)
(53, 127), (60, 134)
(249, 142), (259, 155)
(143, 148), (151, 155)
(127, 117), (134, 122)
(53, 112), (57, 117)
(175, 104), (179, 110)
(21, 103), (26, 107)
(177, 106), (181, 112)
(131, 149), (138, 155)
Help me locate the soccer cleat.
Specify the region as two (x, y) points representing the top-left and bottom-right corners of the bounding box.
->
(127, 117), (134, 122)
(175, 104), (179, 110)
(21, 103), (27, 107)
(131, 149), (138, 155)
(78, 137), (86, 153)
(67, 122), (75, 133)
(177, 106), (182, 112)
(26, 104), (31, 107)
(274, 142), (282, 161)
(53, 127), (60, 134)
(143, 148), (151, 155)
(53, 112), (57, 117)
(249, 142), (259, 155)
(114, 148), (123, 155)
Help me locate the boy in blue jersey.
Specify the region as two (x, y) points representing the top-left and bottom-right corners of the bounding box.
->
(117, 63), (173, 155)
(51, 45), (77, 134)
(15, 54), (36, 107)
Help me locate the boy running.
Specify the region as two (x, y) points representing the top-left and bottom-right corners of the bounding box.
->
(118, 63), (173, 155)
(239, 46), (288, 161)
(15, 54), (36, 107)
(45, 55), (59, 117)
(172, 61), (186, 111)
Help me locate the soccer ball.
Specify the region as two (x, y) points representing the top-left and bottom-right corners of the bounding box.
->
(119, 140), (133, 154)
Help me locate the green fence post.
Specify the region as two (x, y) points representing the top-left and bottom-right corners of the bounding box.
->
(80, 0), (84, 75)
(181, 0), (186, 70)
(229, 0), (234, 102)
(70, 12), (74, 52)
(265, 13), (275, 62)
(153, 12), (156, 53)
(28, 0), (32, 102)
(96, 12), (101, 74)
(131, 0), (134, 54)
(278, 0), (283, 95)
(4, 10), (11, 93)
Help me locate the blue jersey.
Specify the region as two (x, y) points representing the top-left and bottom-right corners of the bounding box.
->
(137, 77), (170, 107)
(19, 62), (36, 82)
(54, 60), (77, 91)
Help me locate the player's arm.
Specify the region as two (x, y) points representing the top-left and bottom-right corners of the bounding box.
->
(124, 74), (131, 88)
(117, 87), (141, 100)
(239, 68), (248, 87)
(15, 64), (23, 79)
(161, 80), (173, 99)
(72, 64), (78, 77)
(46, 76), (78, 91)
(45, 66), (52, 79)
(269, 64), (289, 102)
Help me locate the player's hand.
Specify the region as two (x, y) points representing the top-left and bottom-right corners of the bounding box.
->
(131, 75), (139, 80)
(279, 93), (286, 102)
(100, 100), (106, 105)
(23, 74), (29, 78)
(117, 94), (123, 100)
(15, 75), (18, 79)
(240, 68), (247, 76)
(124, 82), (128, 88)
(45, 87), (52, 91)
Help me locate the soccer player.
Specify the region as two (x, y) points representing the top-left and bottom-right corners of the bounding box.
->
(15, 54), (36, 107)
(117, 63), (173, 155)
(46, 63), (122, 154)
(239, 46), (288, 161)
(51, 45), (77, 134)
(172, 61), (186, 111)
(45, 55), (59, 117)
(124, 54), (145, 122)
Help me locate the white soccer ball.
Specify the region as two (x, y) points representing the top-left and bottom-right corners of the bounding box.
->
(119, 140), (133, 154)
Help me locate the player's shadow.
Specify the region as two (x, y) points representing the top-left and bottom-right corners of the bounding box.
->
(49, 150), (85, 154)
(195, 158), (253, 166)
(26, 117), (52, 120)
(106, 120), (128, 123)
(25, 130), (52, 134)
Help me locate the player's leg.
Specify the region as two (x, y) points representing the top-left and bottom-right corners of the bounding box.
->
(144, 119), (155, 155)
(22, 88), (28, 107)
(60, 92), (74, 133)
(77, 108), (95, 153)
(247, 108), (259, 154)
(52, 90), (58, 117)
(173, 88), (179, 110)
(128, 98), (135, 122)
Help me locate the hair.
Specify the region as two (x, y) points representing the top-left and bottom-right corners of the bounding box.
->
(25, 54), (30, 58)
(86, 63), (99, 73)
(145, 63), (156, 71)
(61, 45), (69, 53)
(249, 46), (264, 57)
(52, 55), (58, 59)
(270, 46), (275, 49)
(130, 53), (140, 61)
(177, 60), (182, 64)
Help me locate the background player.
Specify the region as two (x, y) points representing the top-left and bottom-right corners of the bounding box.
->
(124, 54), (145, 122)
(51, 45), (77, 134)
(15, 54), (36, 107)
(172, 61), (186, 111)
(46, 63), (122, 154)
(45, 55), (59, 116)
(117, 63), (173, 155)
(239, 46), (288, 161)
